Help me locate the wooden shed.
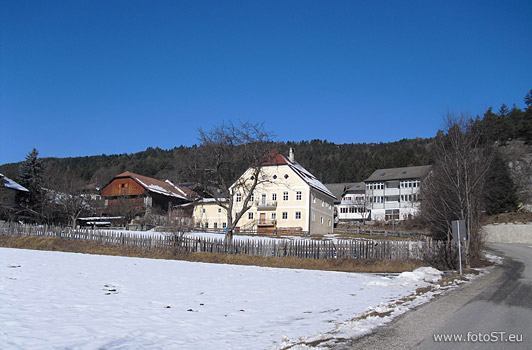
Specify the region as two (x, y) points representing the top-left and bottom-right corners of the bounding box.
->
(101, 171), (192, 217)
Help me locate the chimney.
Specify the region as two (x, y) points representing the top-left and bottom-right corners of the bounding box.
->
(288, 148), (295, 162)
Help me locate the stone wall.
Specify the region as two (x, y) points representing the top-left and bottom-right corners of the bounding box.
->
(482, 223), (532, 244)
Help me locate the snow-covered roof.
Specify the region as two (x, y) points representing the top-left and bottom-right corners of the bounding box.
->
(78, 216), (123, 220)
(0, 173), (29, 192)
(195, 198), (228, 204)
(261, 152), (336, 199)
(114, 172), (189, 200)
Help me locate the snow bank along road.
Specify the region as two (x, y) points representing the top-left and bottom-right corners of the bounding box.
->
(1, 247), (452, 350)
(338, 243), (532, 350)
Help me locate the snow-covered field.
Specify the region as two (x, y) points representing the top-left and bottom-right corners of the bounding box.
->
(0, 247), (464, 349)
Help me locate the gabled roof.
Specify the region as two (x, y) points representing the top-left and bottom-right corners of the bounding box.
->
(0, 173), (29, 192)
(114, 171), (189, 200)
(262, 151), (336, 199)
(325, 182), (364, 200)
(347, 182), (365, 192)
(364, 165), (432, 182)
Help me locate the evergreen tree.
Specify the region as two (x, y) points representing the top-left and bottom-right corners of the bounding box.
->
(525, 89), (532, 108)
(16, 148), (45, 217)
(483, 151), (519, 215)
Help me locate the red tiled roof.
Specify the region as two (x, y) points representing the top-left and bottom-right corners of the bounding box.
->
(261, 150), (289, 166)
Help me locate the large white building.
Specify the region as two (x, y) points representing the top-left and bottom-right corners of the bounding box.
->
(364, 165), (432, 221)
(193, 150), (336, 235)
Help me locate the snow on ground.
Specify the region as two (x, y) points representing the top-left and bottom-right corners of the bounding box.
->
(1, 248), (461, 350)
(102, 228), (398, 244)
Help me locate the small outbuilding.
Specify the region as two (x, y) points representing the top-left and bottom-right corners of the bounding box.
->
(101, 171), (194, 219)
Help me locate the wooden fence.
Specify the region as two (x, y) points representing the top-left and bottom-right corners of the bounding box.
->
(0, 222), (444, 261)
(335, 227), (430, 240)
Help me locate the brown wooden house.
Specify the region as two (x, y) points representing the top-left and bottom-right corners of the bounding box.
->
(101, 172), (194, 221)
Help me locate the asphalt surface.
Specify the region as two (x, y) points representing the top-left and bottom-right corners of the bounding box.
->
(334, 243), (532, 350)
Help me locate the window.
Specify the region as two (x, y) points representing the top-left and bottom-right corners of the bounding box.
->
(295, 211), (301, 219)
(296, 191), (302, 200)
(248, 212), (254, 220)
(282, 212), (288, 220)
(273, 174), (278, 179)
(272, 193), (277, 201)
(202, 208), (206, 214)
(312, 193), (316, 203)
(385, 209), (400, 221)
(205, 222), (209, 228)
(236, 193), (242, 202)
(328, 219), (331, 227)
(284, 174), (289, 179)
(283, 191), (289, 201)
(312, 213), (316, 222)
(213, 222), (218, 229)
(271, 212), (277, 220)
(218, 207), (222, 213)
(320, 217), (324, 224)
(222, 222), (226, 228)
(120, 183), (125, 188)
(250, 194), (254, 202)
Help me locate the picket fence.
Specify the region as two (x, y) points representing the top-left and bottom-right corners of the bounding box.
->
(0, 222), (443, 261)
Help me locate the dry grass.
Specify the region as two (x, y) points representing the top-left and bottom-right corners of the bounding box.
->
(481, 211), (532, 225)
(0, 234), (427, 273)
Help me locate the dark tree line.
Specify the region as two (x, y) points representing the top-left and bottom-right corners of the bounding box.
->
(471, 89), (532, 144)
(1, 90), (530, 224)
(0, 139), (435, 192)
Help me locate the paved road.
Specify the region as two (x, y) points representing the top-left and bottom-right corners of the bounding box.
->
(335, 243), (532, 350)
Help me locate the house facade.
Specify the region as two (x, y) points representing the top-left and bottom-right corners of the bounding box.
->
(0, 173), (29, 218)
(364, 165), (432, 221)
(193, 150), (336, 235)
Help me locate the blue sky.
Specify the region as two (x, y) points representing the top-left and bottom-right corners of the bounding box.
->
(1, 0), (531, 165)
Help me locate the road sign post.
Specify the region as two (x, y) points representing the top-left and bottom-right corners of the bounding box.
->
(452, 220), (466, 275)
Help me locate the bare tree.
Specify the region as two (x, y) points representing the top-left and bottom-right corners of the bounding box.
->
(193, 121), (276, 244)
(420, 113), (492, 266)
(49, 179), (91, 228)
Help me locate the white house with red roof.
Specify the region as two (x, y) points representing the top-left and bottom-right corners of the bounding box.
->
(193, 149), (336, 235)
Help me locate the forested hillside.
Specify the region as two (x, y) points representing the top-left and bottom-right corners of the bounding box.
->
(0, 138), (434, 189)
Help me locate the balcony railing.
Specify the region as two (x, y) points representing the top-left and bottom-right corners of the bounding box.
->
(256, 219), (277, 226)
(255, 200), (277, 209)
